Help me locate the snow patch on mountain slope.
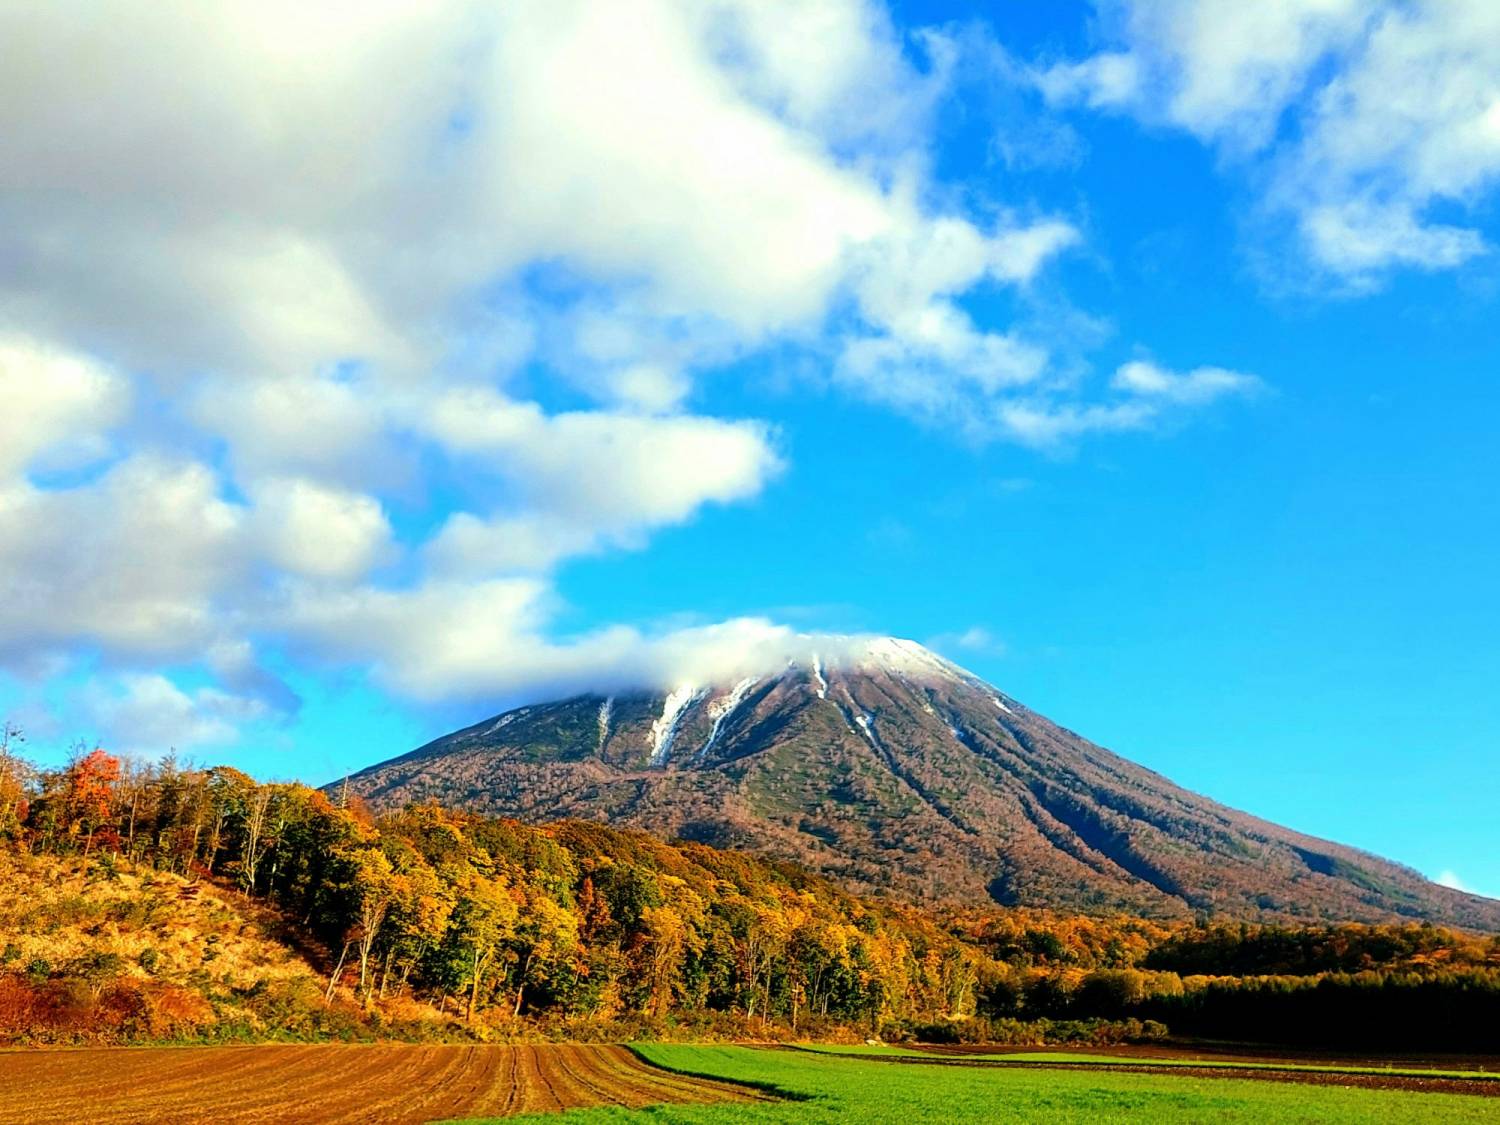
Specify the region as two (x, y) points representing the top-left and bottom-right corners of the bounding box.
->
(597, 697), (613, 751)
(698, 676), (759, 761)
(810, 654), (828, 699)
(852, 636), (963, 682)
(650, 685), (702, 766)
(992, 697), (1013, 715)
(486, 710), (523, 735)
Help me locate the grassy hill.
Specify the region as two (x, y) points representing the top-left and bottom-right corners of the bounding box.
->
(0, 849), (394, 1044)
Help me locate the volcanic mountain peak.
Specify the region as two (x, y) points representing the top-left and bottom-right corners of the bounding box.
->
(343, 640), (1500, 931)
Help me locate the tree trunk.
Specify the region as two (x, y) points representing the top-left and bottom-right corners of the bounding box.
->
(325, 941), (350, 1005)
(467, 947), (484, 1021)
(378, 948), (394, 1000)
(398, 960), (415, 998)
(513, 950), (533, 1016)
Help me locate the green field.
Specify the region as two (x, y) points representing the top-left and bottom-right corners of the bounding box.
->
(796, 1041), (1500, 1080)
(461, 1044), (1500, 1124)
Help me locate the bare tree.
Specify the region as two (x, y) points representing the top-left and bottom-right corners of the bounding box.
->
(240, 784), (275, 895)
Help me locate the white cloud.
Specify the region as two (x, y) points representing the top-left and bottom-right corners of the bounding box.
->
(990, 221), (1086, 284)
(0, 457), (245, 664)
(964, 359), (1262, 447)
(0, 336), (130, 479)
(1041, 0), (1500, 283)
(1436, 869), (1471, 892)
(423, 389), (781, 528)
(0, 0), (1101, 434)
(1300, 201), (1487, 277)
(836, 322), (1050, 435)
(83, 674), (264, 753)
(1035, 51), (1141, 111)
(191, 374), (395, 489)
(693, 0), (937, 149)
(928, 626), (1007, 657)
(282, 588), (930, 706)
(421, 386), (783, 575)
(0, 0), (1266, 740)
(425, 513), (605, 576)
(1434, 869), (1494, 899)
(278, 583), (847, 705)
(247, 478), (394, 581)
(995, 399), (1157, 447)
(1111, 360), (1264, 405)
(1034, 0), (1370, 151)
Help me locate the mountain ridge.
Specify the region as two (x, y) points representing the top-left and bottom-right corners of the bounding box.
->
(343, 637), (1500, 930)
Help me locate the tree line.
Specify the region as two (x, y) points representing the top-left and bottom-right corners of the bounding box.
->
(2, 736), (1497, 1048)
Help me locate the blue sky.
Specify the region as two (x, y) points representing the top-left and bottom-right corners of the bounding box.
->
(1, 2), (1497, 898)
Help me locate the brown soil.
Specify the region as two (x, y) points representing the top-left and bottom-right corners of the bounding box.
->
(0, 1042), (765, 1124)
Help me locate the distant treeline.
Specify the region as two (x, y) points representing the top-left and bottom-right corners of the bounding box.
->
(1, 739), (1497, 1048)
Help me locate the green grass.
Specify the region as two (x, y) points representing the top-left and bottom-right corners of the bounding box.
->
(795, 1042), (1500, 1080)
(451, 1043), (1500, 1124)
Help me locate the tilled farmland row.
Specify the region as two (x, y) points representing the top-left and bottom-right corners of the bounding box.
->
(0, 1042), (764, 1124)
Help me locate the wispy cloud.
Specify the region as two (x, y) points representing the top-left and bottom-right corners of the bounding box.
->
(928, 627), (1008, 659)
(1036, 0), (1500, 288)
(1435, 869), (1493, 898)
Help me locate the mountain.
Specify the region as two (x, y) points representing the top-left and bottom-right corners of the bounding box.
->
(342, 638), (1500, 929)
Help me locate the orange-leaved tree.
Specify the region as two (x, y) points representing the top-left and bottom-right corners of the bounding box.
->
(65, 746), (121, 857)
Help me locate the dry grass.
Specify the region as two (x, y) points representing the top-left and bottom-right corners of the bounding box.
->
(0, 851), (401, 1043)
(0, 851), (315, 991)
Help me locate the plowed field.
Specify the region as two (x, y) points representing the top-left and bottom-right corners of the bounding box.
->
(0, 1042), (764, 1124)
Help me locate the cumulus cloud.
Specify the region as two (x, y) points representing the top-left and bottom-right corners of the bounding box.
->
(0, 0), (1145, 443)
(421, 388), (782, 574)
(247, 478), (395, 582)
(83, 674), (266, 754)
(0, 457), (245, 664)
(0, 336), (129, 479)
(192, 375), (395, 490)
(1038, 0), (1500, 284)
(422, 389), (781, 529)
(0, 1), (1264, 749)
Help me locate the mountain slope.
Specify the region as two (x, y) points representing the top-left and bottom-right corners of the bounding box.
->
(344, 638), (1500, 929)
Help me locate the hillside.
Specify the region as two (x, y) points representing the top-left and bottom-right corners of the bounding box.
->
(0, 849), (352, 1043)
(344, 638), (1500, 930)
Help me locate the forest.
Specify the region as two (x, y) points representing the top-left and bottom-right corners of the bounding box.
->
(1, 738), (1497, 1049)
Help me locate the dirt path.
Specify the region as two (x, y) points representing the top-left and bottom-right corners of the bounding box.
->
(0, 1042), (764, 1124)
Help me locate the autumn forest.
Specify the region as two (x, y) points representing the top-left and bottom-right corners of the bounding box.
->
(2, 739), (1498, 1052)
